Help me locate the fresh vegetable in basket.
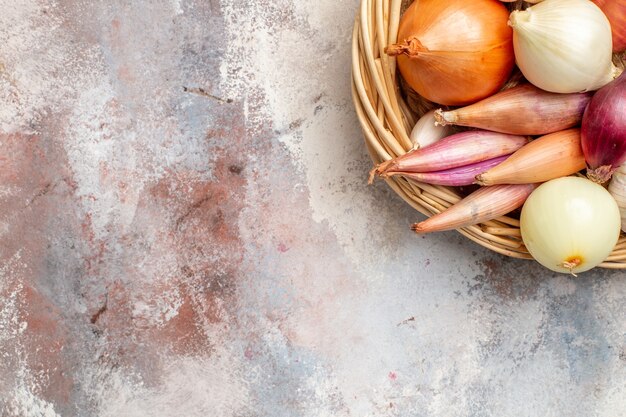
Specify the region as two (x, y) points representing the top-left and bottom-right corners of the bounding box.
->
(520, 177), (621, 274)
(434, 84), (591, 135)
(475, 129), (585, 186)
(581, 71), (626, 183)
(385, 0), (514, 106)
(399, 156), (510, 187)
(369, 131), (527, 182)
(509, 0), (619, 93)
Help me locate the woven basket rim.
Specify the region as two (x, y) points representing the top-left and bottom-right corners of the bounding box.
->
(351, 0), (626, 269)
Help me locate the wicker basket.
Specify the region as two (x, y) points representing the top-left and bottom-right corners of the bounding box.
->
(351, 0), (626, 269)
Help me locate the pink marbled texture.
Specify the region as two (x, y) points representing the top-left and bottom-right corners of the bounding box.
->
(0, 0), (625, 416)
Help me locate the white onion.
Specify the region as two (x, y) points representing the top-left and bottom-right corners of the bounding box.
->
(410, 109), (452, 150)
(509, 0), (618, 93)
(520, 176), (621, 274)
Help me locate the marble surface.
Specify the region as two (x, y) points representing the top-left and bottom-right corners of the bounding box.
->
(0, 0), (624, 416)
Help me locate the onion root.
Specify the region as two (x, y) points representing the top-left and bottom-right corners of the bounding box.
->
(559, 257), (582, 277)
(587, 165), (616, 184)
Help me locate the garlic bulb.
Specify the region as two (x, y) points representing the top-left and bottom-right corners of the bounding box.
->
(608, 163), (626, 232)
(409, 109), (452, 150)
(509, 0), (618, 93)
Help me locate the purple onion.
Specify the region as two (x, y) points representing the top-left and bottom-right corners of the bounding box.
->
(581, 72), (626, 183)
(394, 155), (510, 186)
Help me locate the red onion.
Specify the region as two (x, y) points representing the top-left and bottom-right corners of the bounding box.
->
(581, 72), (626, 183)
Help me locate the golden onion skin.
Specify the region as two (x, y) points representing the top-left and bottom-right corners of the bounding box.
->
(389, 0), (514, 106)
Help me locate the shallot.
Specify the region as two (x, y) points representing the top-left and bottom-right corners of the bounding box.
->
(369, 131), (527, 182)
(475, 129), (585, 186)
(410, 109), (452, 150)
(399, 156), (510, 187)
(434, 84), (591, 135)
(412, 184), (536, 234)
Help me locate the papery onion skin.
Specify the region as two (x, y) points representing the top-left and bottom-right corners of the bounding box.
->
(475, 129), (585, 186)
(581, 72), (626, 183)
(509, 0), (617, 93)
(520, 177), (621, 274)
(388, 0), (514, 106)
(592, 0), (626, 52)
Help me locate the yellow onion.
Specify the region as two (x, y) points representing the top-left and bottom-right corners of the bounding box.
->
(370, 130), (527, 183)
(520, 176), (621, 274)
(386, 0), (514, 106)
(412, 184), (536, 233)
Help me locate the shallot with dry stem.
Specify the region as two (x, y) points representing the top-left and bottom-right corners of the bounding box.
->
(434, 84), (591, 135)
(412, 183), (537, 234)
(399, 155), (510, 187)
(475, 129), (585, 186)
(369, 130), (527, 183)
